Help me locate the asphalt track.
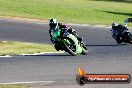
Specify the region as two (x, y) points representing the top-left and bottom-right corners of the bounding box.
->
(0, 18), (132, 88)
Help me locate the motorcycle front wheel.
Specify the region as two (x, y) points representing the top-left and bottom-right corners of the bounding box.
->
(81, 43), (88, 55)
(63, 38), (77, 56)
(127, 32), (132, 44)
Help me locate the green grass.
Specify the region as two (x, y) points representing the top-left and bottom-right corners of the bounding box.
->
(0, 0), (131, 25)
(0, 85), (28, 88)
(0, 41), (56, 56)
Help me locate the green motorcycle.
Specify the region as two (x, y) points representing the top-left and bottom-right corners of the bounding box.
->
(51, 28), (88, 56)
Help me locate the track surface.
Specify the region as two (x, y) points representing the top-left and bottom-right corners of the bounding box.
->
(0, 18), (132, 88)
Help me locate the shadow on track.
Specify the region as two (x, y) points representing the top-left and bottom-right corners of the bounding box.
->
(24, 54), (71, 57)
(86, 44), (129, 47)
(16, 44), (130, 57)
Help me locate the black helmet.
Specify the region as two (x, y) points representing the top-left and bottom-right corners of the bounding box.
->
(49, 19), (58, 28)
(112, 23), (118, 29)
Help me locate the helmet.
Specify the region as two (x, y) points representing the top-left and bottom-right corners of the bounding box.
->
(112, 23), (118, 29)
(49, 19), (58, 29)
(124, 18), (132, 23)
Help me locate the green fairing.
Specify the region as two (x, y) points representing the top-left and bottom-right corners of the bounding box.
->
(67, 34), (83, 53)
(53, 30), (61, 38)
(52, 28), (87, 55)
(64, 39), (71, 45)
(52, 28), (61, 41)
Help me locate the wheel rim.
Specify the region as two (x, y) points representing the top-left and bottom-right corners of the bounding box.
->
(63, 39), (76, 52)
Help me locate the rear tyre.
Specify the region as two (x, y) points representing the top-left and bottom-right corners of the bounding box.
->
(63, 38), (77, 56)
(115, 37), (122, 44)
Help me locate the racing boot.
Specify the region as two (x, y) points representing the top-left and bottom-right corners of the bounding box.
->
(54, 43), (61, 51)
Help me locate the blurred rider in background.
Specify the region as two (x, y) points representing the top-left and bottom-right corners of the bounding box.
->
(124, 18), (132, 23)
(111, 22), (128, 44)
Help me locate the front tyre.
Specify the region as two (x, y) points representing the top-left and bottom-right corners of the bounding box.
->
(81, 43), (88, 55)
(127, 32), (132, 44)
(63, 38), (77, 56)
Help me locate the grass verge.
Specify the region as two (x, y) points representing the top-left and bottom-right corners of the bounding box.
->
(0, 41), (56, 56)
(0, 0), (131, 26)
(0, 85), (28, 88)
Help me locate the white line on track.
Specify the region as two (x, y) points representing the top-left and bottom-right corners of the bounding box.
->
(19, 51), (65, 56)
(0, 55), (12, 58)
(0, 81), (55, 85)
(0, 52), (65, 57)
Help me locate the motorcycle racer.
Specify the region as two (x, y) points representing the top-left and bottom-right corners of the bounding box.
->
(49, 19), (83, 51)
(111, 23), (128, 44)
